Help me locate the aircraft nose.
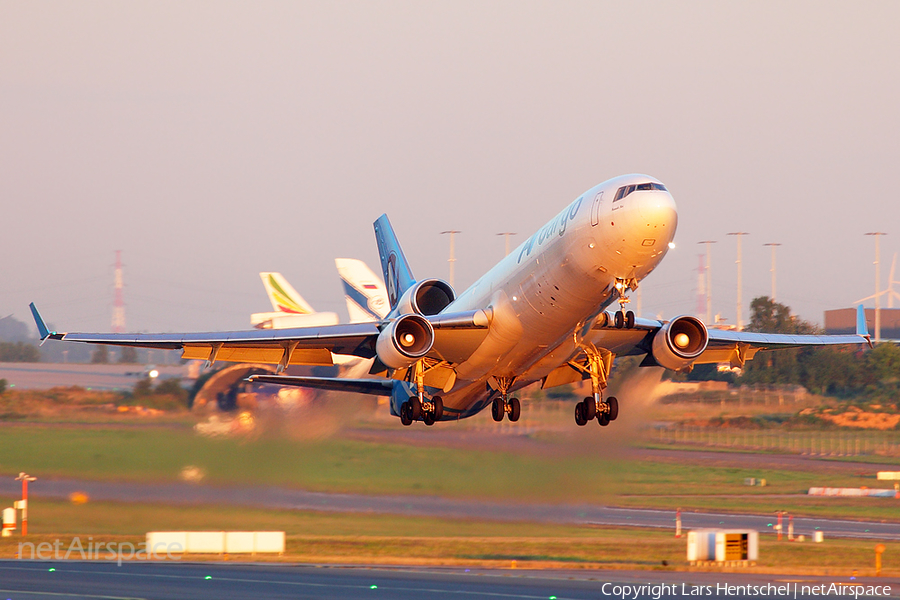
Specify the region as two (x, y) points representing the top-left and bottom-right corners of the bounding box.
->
(636, 190), (677, 228)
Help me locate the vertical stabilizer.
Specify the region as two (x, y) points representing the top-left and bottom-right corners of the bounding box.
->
(373, 214), (416, 310)
(335, 258), (390, 323)
(259, 273), (315, 314)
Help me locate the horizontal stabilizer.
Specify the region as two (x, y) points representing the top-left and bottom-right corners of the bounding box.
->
(247, 374), (394, 396)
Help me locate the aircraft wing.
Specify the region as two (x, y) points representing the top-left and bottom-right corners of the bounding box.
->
(30, 302), (489, 369)
(31, 302), (377, 367)
(248, 374), (394, 396)
(581, 306), (871, 371)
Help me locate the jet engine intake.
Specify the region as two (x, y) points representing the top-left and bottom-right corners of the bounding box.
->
(396, 279), (455, 316)
(376, 314), (435, 369)
(650, 315), (708, 371)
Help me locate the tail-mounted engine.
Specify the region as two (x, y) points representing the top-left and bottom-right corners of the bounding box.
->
(376, 314), (435, 369)
(650, 315), (708, 371)
(395, 279), (455, 316)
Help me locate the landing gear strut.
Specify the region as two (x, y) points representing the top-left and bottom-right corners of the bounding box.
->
(399, 361), (445, 426)
(490, 377), (521, 423)
(613, 277), (637, 329)
(572, 346), (621, 428)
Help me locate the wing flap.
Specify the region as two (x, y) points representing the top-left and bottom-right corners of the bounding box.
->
(181, 345), (334, 366)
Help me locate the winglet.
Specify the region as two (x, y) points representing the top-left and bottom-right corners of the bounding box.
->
(29, 302), (54, 344)
(856, 304), (873, 348)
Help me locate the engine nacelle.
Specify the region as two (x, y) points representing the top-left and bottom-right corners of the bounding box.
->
(650, 315), (709, 371)
(395, 279), (456, 316)
(376, 314), (435, 369)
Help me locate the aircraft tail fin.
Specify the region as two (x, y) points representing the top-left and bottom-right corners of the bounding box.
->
(373, 214), (416, 310)
(335, 258), (389, 323)
(259, 272), (315, 314)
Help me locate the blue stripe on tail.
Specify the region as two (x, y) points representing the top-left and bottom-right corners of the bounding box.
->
(373, 214), (416, 311)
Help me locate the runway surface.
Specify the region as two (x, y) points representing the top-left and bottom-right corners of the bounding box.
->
(3, 477), (900, 540)
(1, 561), (898, 599)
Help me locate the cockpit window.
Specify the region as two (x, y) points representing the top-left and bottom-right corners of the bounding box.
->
(613, 182), (667, 201)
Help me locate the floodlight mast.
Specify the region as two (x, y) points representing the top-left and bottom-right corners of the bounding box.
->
(727, 232), (749, 330)
(697, 241), (716, 325)
(763, 243), (782, 301)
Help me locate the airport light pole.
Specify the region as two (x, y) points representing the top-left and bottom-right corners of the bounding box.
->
(763, 243), (782, 301)
(496, 232), (517, 257)
(865, 232), (887, 342)
(697, 241), (716, 324)
(15, 472), (36, 536)
(440, 230), (461, 288)
(727, 232), (749, 330)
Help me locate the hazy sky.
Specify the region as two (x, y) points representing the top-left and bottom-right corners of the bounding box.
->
(2, 1), (899, 334)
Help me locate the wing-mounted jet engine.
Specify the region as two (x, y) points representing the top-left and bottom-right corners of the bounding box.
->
(649, 315), (709, 371)
(375, 313), (435, 369)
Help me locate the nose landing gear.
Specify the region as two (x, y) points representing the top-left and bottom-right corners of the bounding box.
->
(613, 277), (637, 329)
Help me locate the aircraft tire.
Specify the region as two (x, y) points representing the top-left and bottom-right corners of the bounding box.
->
(598, 413), (611, 427)
(409, 397), (422, 421)
(400, 402), (412, 426)
(508, 397), (521, 422)
(607, 396), (619, 421)
(583, 397), (596, 420)
(432, 395), (444, 420)
(574, 402), (587, 426)
(492, 398), (505, 422)
(423, 412), (435, 426)
(615, 311), (624, 329)
(625, 310), (635, 329)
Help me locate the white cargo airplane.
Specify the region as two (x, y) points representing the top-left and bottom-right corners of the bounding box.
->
(30, 174), (870, 427)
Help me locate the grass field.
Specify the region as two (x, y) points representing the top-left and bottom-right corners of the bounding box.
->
(1, 422), (900, 521)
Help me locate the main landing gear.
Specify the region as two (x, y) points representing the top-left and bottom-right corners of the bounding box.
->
(491, 395), (521, 422)
(574, 395), (618, 426)
(399, 360), (444, 426)
(400, 395), (443, 426)
(572, 346), (621, 427)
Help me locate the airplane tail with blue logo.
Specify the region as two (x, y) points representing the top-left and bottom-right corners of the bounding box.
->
(373, 214), (416, 311)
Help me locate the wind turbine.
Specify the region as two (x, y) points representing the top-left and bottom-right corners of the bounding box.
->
(856, 253), (900, 308)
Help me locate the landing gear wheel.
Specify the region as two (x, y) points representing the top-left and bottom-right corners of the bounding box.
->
(508, 397), (521, 422)
(574, 402), (587, 426)
(598, 413), (611, 427)
(409, 397), (422, 421)
(423, 412), (436, 426)
(432, 395), (444, 421)
(625, 310), (635, 329)
(614, 310), (625, 329)
(492, 398), (506, 422)
(606, 396), (619, 421)
(582, 397), (596, 420)
(400, 402), (412, 426)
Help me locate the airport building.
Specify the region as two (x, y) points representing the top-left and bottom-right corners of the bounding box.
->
(824, 308), (900, 339)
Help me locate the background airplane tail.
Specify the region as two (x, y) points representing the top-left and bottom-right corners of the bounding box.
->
(373, 214), (416, 310)
(259, 272), (315, 314)
(335, 258), (389, 323)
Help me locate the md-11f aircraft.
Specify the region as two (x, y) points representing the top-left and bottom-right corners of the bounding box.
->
(30, 174), (871, 427)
